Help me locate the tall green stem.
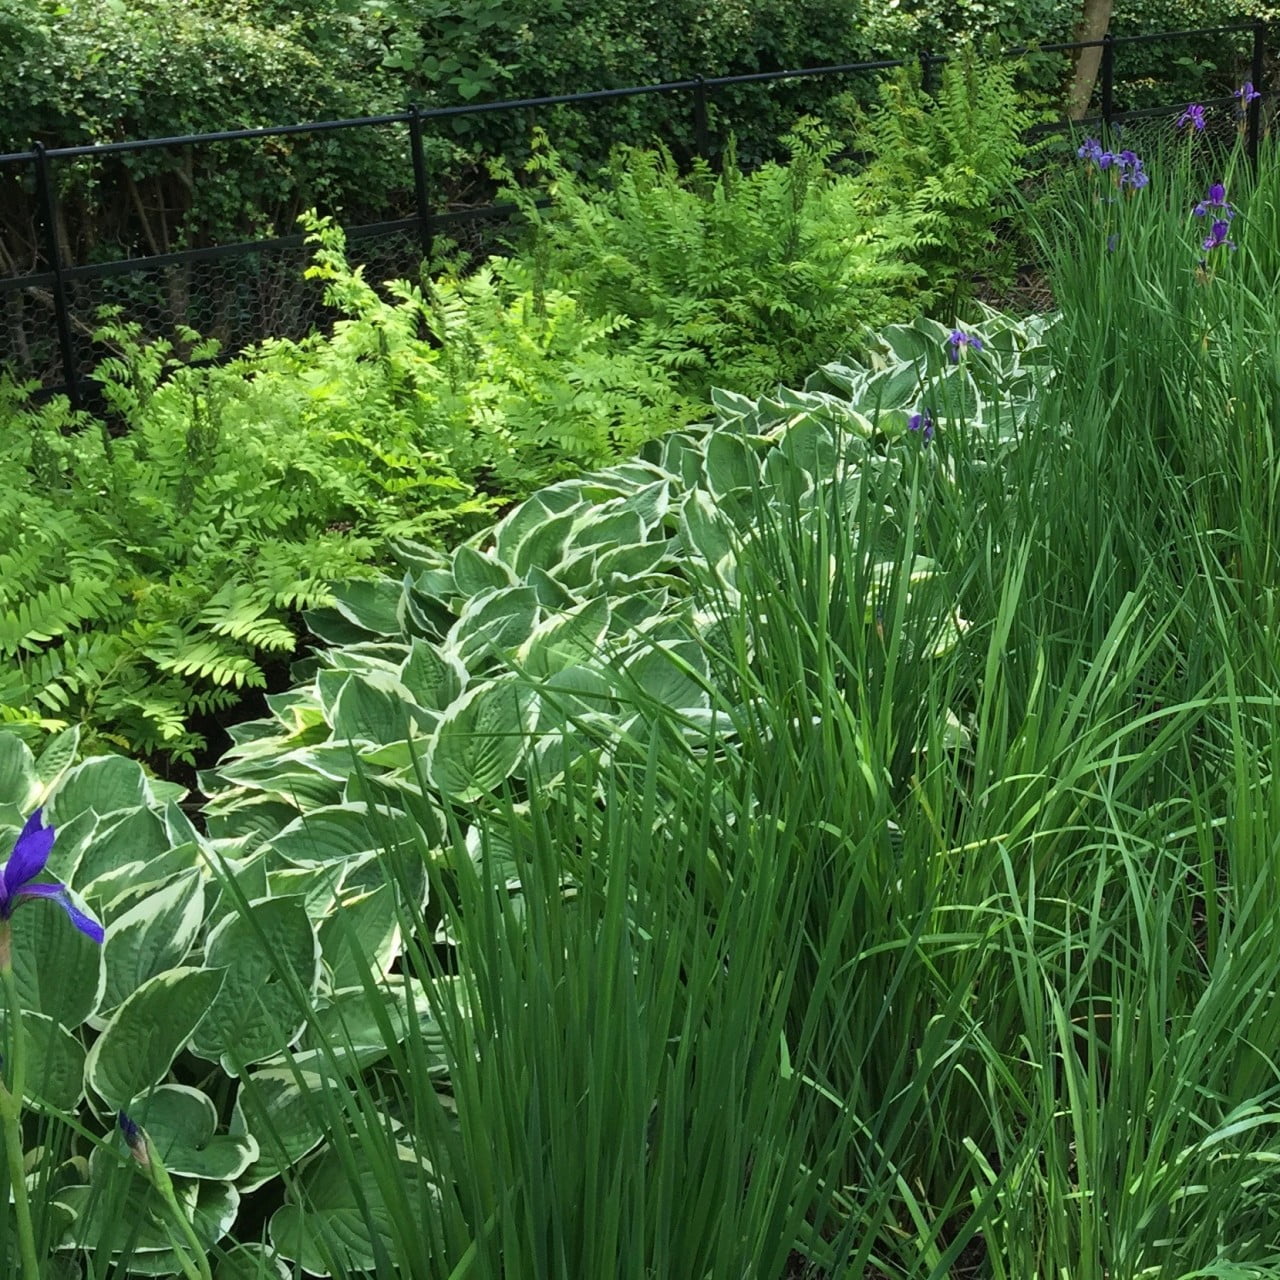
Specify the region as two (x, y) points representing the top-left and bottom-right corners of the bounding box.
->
(119, 1114), (211, 1280)
(0, 948), (42, 1280)
(152, 1174), (212, 1280)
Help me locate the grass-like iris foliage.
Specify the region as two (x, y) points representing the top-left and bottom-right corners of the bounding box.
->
(10, 106), (1280, 1279)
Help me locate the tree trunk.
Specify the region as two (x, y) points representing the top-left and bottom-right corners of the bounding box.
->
(1067, 0), (1114, 121)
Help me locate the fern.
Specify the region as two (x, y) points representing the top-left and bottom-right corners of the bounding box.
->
(491, 124), (921, 398)
(200, 584), (298, 652)
(850, 43), (1053, 309)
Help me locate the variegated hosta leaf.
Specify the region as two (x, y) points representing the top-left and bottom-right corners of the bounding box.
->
(114, 1084), (259, 1181)
(86, 966), (226, 1111)
(188, 895), (321, 1075)
(55, 1162), (240, 1261)
(267, 1143), (437, 1277)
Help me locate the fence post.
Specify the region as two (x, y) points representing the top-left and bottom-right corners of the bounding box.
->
(407, 103), (434, 264)
(919, 49), (936, 95)
(1248, 17), (1265, 169)
(1100, 33), (1115, 131)
(693, 76), (710, 158)
(32, 142), (81, 410)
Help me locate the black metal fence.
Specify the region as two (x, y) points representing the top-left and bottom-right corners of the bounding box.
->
(0, 19), (1267, 408)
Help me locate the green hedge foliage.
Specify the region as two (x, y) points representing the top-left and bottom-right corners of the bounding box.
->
(5, 0), (1264, 279)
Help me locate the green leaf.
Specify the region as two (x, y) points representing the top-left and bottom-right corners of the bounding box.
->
(317, 670), (414, 744)
(56, 1170), (239, 1260)
(214, 1244), (289, 1280)
(189, 896), (320, 1074)
(862, 361), (926, 412)
(452, 544), (516, 596)
(317, 882), (400, 988)
(85, 966), (226, 1111)
(399, 638), (466, 710)
(291, 978), (451, 1078)
(0, 1008), (85, 1109)
(327, 577), (404, 637)
(232, 1068), (333, 1193)
(35, 730), (83, 798)
(73, 807), (172, 890)
(492, 493), (570, 566)
(776, 416), (840, 476)
(564, 505), (646, 553)
(100, 868), (205, 1014)
(595, 541), (672, 581)
(47, 754), (148, 821)
(269, 1144), (434, 1276)
(678, 489), (736, 567)
(0, 733), (39, 811)
(427, 675), (539, 800)
(10, 888), (106, 1027)
(703, 430), (761, 499)
(445, 586), (540, 670)
(122, 1085), (259, 1181)
(871, 322), (936, 366)
(268, 803), (418, 868)
(518, 596), (610, 678)
(509, 510), (577, 578)
(620, 640), (710, 712)
(710, 386), (760, 419)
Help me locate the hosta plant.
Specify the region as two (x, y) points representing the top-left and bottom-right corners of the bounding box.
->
(0, 728), (447, 1278)
(200, 308), (1052, 891)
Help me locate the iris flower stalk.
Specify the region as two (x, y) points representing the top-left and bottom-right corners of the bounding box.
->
(1234, 81), (1261, 133)
(0, 811), (104, 1280)
(118, 1112), (213, 1280)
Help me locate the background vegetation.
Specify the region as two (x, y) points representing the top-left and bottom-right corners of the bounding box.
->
(0, 0), (1272, 271)
(0, 52), (1035, 766)
(4, 11), (1280, 1273)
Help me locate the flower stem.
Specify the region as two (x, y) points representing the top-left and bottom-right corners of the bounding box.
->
(120, 1116), (212, 1280)
(159, 1219), (206, 1280)
(151, 1174), (212, 1280)
(0, 955), (42, 1280)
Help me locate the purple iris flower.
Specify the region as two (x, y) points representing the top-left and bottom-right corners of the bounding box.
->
(1235, 81), (1261, 110)
(1202, 218), (1235, 253)
(908, 409), (935, 443)
(1176, 104), (1206, 131)
(0, 811), (103, 944)
(1193, 181), (1236, 221)
(1118, 151), (1149, 190)
(948, 330), (982, 362)
(1080, 139), (1148, 190)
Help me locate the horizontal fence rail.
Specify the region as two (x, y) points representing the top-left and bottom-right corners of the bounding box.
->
(0, 19), (1269, 406)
